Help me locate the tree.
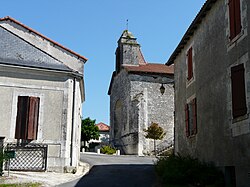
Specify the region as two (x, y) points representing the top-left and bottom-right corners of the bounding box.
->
(81, 117), (100, 148)
(144, 122), (166, 156)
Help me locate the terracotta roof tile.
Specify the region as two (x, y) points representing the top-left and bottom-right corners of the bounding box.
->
(123, 63), (174, 75)
(96, 122), (110, 132)
(0, 16), (87, 62)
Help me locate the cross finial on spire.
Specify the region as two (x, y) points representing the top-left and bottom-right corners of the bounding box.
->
(126, 19), (129, 31)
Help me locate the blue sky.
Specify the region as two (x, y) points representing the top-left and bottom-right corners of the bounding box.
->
(0, 1), (206, 125)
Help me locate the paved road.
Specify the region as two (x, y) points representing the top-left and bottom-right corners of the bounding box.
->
(58, 153), (157, 187)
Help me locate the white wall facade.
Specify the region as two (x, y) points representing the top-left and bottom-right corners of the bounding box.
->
(0, 65), (82, 172)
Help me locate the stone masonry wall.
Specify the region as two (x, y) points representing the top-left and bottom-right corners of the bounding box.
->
(129, 74), (174, 155)
(110, 69), (174, 155)
(109, 70), (133, 154)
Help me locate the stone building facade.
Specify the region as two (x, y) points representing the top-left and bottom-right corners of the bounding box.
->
(109, 30), (174, 156)
(166, 0), (250, 186)
(0, 17), (87, 172)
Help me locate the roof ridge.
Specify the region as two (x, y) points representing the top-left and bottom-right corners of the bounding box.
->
(96, 122), (109, 126)
(166, 0), (216, 65)
(0, 16), (88, 62)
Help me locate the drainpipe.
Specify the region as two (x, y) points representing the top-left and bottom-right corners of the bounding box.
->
(70, 77), (76, 166)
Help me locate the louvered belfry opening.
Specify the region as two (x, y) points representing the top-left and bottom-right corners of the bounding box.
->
(15, 96), (40, 140)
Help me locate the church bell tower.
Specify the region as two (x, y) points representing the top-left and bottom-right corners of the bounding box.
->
(115, 30), (142, 73)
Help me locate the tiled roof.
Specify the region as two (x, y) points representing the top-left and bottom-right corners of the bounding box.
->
(96, 122), (110, 132)
(0, 16), (87, 62)
(124, 63), (174, 75)
(166, 0), (216, 65)
(108, 63), (174, 95)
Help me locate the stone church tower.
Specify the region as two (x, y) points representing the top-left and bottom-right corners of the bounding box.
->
(108, 30), (174, 155)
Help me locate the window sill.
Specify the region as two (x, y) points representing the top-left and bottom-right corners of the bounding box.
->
(186, 77), (194, 87)
(227, 29), (246, 51)
(230, 30), (244, 43)
(187, 134), (197, 139)
(232, 113), (249, 124)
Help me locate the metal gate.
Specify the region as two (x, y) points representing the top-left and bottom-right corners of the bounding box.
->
(5, 143), (47, 171)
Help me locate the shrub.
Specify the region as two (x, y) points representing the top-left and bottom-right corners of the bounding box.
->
(155, 154), (224, 186)
(100, 145), (116, 155)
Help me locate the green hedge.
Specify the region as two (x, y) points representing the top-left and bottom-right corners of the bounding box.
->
(100, 145), (116, 155)
(155, 154), (224, 186)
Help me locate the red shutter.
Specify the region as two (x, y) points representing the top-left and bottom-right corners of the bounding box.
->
(185, 104), (190, 137)
(187, 47), (193, 80)
(15, 96), (29, 139)
(229, 0), (236, 39)
(27, 97), (40, 140)
(231, 64), (247, 118)
(229, 0), (241, 40)
(234, 0), (242, 36)
(192, 98), (197, 134)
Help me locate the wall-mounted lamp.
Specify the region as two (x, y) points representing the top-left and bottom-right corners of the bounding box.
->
(160, 83), (165, 95)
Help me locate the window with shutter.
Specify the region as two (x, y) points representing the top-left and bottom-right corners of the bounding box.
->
(185, 104), (190, 137)
(192, 98), (197, 134)
(187, 47), (193, 81)
(15, 96), (40, 140)
(185, 98), (197, 137)
(229, 0), (242, 40)
(231, 64), (247, 118)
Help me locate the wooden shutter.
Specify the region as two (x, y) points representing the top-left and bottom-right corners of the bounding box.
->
(192, 98), (197, 134)
(231, 64), (247, 118)
(229, 0), (241, 40)
(185, 104), (190, 137)
(27, 97), (40, 140)
(234, 0), (241, 36)
(229, 0), (236, 39)
(15, 96), (29, 139)
(187, 47), (193, 80)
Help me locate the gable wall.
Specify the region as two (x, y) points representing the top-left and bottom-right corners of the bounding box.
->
(129, 74), (174, 155)
(110, 69), (174, 155)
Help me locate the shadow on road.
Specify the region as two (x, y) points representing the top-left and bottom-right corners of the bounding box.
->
(75, 164), (156, 187)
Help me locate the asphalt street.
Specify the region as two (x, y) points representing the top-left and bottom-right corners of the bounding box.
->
(57, 153), (157, 187)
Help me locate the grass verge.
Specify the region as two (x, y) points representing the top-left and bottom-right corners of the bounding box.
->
(0, 183), (41, 187)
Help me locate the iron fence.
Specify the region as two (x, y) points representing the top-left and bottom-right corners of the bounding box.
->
(4, 143), (47, 171)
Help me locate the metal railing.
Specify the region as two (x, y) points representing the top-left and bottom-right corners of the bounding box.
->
(4, 143), (47, 171)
